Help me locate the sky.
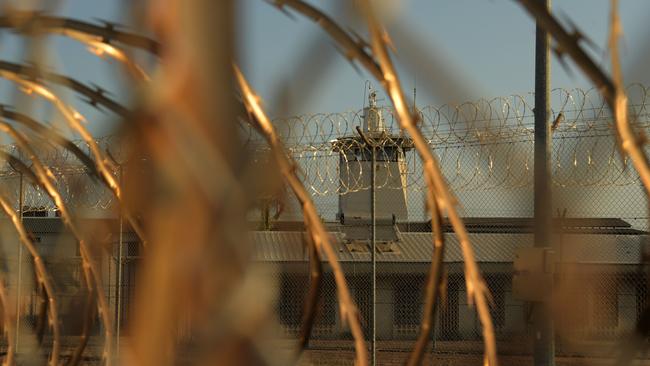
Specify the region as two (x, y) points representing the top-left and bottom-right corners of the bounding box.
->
(0, 0), (649, 136)
(239, 0), (650, 117)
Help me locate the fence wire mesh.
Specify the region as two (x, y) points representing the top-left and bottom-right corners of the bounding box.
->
(265, 266), (650, 365)
(0, 87), (648, 364)
(248, 86), (650, 365)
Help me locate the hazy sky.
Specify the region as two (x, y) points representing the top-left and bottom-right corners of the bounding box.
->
(1, 0), (649, 136)
(239, 0), (650, 117)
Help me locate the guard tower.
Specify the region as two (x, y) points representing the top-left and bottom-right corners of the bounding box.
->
(333, 90), (413, 225)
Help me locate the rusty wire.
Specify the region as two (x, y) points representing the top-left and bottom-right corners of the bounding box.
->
(0, 1), (647, 365)
(235, 64), (369, 366)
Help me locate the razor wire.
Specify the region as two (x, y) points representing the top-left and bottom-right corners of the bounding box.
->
(0, 135), (126, 212)
(243, 84), (650, 196)
(2, 85), (650, 211)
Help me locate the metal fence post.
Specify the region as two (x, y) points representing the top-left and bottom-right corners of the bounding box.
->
(371, 138), (376, 366)
(15, 171), (23, 354)
(116, 164), (124, 359)
(533, 0), (555, 364)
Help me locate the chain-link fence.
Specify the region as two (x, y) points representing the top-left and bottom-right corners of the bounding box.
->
(248, 86), (650, 365)
(2, 216), (141, 362)
(255, 235), (648, 365)
(0, 86), (648, 364)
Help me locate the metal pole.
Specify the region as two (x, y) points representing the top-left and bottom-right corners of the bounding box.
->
(533, 0), (555, 364)
(355, 125), (377, 366)
(15, 172), (23, 353)
(371, 141), (376, 366)
(116, 164), (124, 359)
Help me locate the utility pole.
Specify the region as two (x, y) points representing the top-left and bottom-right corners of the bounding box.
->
(370, 137), (376, 366)
(116, 164), (124, 359)
(533, 0), (555, 365)
(15, 172), (23, 353)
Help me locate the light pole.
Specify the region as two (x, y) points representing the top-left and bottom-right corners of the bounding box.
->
(533, 0), (555, 364)
(116, 164), (124, 359)
(15, 171), (23, 353)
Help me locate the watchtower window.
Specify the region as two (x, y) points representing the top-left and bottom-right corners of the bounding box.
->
(394, 275), (424, 335)
(377, 147), (399, 162)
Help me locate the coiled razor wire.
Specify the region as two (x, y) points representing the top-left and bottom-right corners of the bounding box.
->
(243, 85), (650, 196)
(1, 85), (650, 211)
(0, 135), (126, 212)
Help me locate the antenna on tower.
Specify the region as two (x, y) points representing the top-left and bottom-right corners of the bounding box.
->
(362, 80), (371, 110)
(412, 72), (417, 114)
(413, 87), (417, 113)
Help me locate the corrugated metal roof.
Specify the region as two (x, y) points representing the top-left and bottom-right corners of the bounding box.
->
(395, 232), (529, 263)
(251, 230), (644, 264)
(250, 231), (349, 262)
(420, 217), (646, 235)
(560, 234), (641, 264)
(250, 231), (306, 261)
(268, 218), (647, 235)
(0, 218), (139, 235)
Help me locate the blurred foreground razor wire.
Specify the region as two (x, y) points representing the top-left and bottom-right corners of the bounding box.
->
(0, 0), (648, 365)
(235, 64), (368, 366)
(267, 1), (498, 364)
(0, 272), (15, 366)
(357, 2), (497, 364)
(514, 0), (650, 363)
(0, 193), (60, 366)
(0, 70), (146, 246)
(124, 1), (280, 365)
(0, 0), (500, 362)
(0, 122), (113, 365)
(0, 11), (160, 55)
(515, 0), (650, 196)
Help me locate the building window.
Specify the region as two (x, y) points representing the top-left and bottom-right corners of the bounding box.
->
(314, 275), (336, 335)
(394, 275), (423, 335)
(439, 278), (459, 340)
(126, 241), (141, 258)
(376, 147), (399, 162)
(591, 281), (618, 333)
(275, 273), (335, 337)
(352, 276), (371, 334)
(486, 275), (506, 331)
(117, 251), (141, 334)
(636, 281), (648, 324)
(277, 274), (306, 334)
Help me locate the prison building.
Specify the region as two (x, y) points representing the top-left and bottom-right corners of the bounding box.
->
(1, 216), (141, 338)
(251, 218), (647, 354)
(5, 215), (647, 352)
